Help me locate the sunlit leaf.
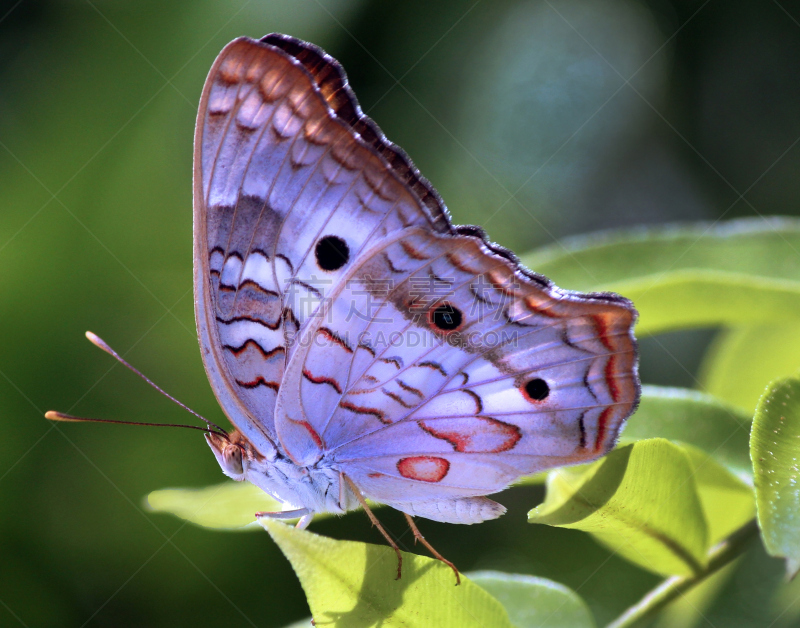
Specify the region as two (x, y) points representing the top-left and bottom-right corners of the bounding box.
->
(146, 482), (382, 530)
(260, 519), (514, 628)
(751, 377), (800, 578)
(529, 439), (708, 577)
(683, 445), (754, 545)
(281, 572), (596, 628)
(608, 273), (800, 335)
(521, 217), (800, 335)
(514, 471), (548, 486)
(282, 619), (315, 628)
(701, 324), (800, 413)
(621, 386), (752, 481)
(468, 571), (595, 628)
(146, 482), (280, 530)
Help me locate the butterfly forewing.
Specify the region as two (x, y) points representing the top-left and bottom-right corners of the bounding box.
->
(194, 36), (449, 451)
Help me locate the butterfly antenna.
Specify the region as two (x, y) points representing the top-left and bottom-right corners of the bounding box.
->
(44, 411), (229, 440)
(60, 331), (229, 437)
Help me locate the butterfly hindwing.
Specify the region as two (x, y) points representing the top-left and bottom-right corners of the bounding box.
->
(273, 228), (638, 512)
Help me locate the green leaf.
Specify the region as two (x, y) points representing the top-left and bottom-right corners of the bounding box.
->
(682, 445), (755, 545)
(146, 481), (282, 530)
(520, 217), (800, 335)
(146, 482), (383, 531)
(609, 273), (800, 335)
(622, 386), (752, 480)
(260, 519), (514, 628)
(701, 324), (800, 413)
(529, 439), (708, 577)
(281, 572), (596, 628)
(751, 377), (800, 579)
(467, 571), (595, 628)
(282, 620), (315, 628)
(514, 471), (548, 486)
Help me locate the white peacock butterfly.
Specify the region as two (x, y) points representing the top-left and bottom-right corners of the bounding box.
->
(48, 34), (640, 584)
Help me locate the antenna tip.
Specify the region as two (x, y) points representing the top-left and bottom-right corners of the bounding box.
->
(85, 331), (111, 353)
(45, 410), (70, 421)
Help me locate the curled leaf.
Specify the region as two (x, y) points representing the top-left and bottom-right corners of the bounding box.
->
(622, 386), (752, 481)
(751, 376), (800, 579)
(682, 444), (754, 545)
(529, 439), (708, 577)
(522, 217), (800, 335)
(701, 324), (800, 413)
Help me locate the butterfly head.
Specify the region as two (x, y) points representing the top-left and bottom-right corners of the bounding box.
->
(205, 430), (247, 480)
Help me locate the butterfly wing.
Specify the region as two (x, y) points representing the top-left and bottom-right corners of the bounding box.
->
(195, 34), (640, 523)
(193, 35), (450, 452)
(273, 228), (638, 518)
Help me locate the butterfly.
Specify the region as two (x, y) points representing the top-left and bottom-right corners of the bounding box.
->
(50, 34), (639, 583)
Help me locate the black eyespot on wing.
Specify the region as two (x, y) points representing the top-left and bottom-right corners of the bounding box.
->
(522, 378), (549, 402)
(430, 303), (462, 332)
(315, 235), (349, 271)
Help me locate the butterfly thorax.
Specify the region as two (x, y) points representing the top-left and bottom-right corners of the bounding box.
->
(205, 430), (357, 515)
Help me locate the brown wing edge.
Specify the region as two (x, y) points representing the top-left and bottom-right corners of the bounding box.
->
(191, 39), (281, 453)
(260, 33), (640, 450)
(261, 33), (451, 234)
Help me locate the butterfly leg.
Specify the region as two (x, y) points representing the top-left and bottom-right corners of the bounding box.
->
(403, 513), (460, 585)
(342, 474), (403, 580)
(295, 512), (314, 530)
(255, 507), (312, 526)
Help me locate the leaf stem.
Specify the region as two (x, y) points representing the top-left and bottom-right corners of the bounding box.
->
(605, 518), (760, 628)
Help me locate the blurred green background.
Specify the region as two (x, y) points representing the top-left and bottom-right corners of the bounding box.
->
(1, 0), (799, 626)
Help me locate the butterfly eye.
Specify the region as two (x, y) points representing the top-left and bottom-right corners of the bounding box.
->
(430, 303), (463, 332)
(315, 235), (349, 271)
(222, 444), (244, 475)
(522, 378), (549, 402)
